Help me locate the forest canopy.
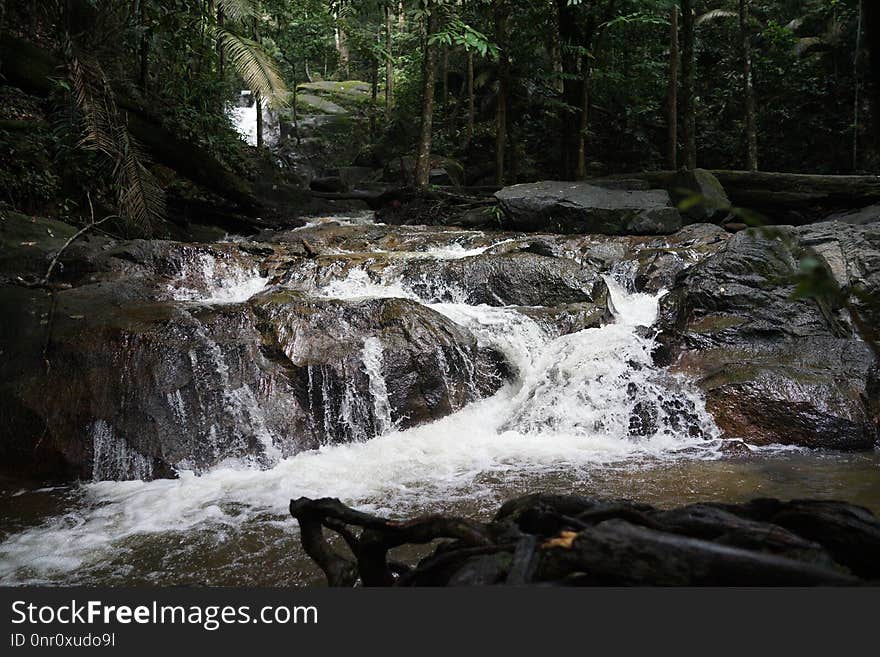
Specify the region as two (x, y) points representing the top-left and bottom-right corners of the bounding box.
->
(0, 0), (874, 234)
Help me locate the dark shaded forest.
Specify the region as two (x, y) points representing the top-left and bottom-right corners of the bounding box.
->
(0, 0), (877, 235)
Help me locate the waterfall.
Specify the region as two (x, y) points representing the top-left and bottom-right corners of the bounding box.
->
(0, 221), (727, 585)
(169, 250), (269, 305)
(361, 337), (395, 436)
(90, 420), (153, 482)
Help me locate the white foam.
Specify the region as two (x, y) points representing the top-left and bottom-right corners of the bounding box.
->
(170, 253), (269, 305)
(0, 278), (721, 584)
(317, 268), (416, 301)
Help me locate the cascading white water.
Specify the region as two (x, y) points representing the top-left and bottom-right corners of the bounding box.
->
(170, 252), (269, 305)
(229, 97), (280, 147)
(361, 337), (395, 436)
(0, 228), (724, 585)
(90, 420), (154, 482)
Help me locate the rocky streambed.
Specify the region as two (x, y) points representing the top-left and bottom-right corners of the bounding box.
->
(0, 209), (878, 585)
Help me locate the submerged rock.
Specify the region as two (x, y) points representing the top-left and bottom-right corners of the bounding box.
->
(495, 181), (682, 235)
(656, 223), (880, 450)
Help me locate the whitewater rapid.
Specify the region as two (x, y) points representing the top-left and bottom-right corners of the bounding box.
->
(0, 237), (723, 585)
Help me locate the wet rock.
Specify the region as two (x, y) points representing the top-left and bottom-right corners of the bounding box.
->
(824, 204), (880, 226)
(719, 439), (753, 458)
(495, 181), (682, 235)
(655, 225), (879, 450)
(516, 301), (613, 337)
(252, 292), (507, 438)
(796, 221), (880, 329)
(398, 252), (606, 307)
(0, 283), (507, 482)
(669, 168), (731, 224)
(310, 176), (348, 193)
(712, 498), (880, 579)
(632, 223), (730, 292)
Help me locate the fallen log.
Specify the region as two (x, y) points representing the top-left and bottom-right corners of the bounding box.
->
(290, 494), (880, 586)
(604, 170), (880, 223)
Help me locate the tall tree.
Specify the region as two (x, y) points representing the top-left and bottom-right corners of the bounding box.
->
(554, 0), (587, 179)
(415, 3), (441, 189)
(681, 0), (696, 169)
(667, 5), (679, 170)
(385, 3), (394, 121)
(554, 0), (616, 180)
(494, 0), (511, 186)
(466, 48), (475, 142)
(854, 0), (864, 170)
(740, 0), (757, 170)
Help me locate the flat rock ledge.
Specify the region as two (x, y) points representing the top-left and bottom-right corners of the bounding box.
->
(495, 181), (682, 235)
(290, 494), (880, 586)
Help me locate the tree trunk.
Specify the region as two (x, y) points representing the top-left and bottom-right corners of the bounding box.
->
(371, 26), (380, 140)
(385, 4), (394, 122)
(555, 0), (585, 180)
(335, 6), (350, 77)
(576, 56), (590, 180)
(441, 45), (449, 107)
(292, 71), (300, 145)
(0, 0), (7, 74)
(854, 0), (864, 171)
(466, 49), (475, 143)
(864, 0), (880, 153)
(253, 17), (263, 148)
(740, 0), (757, 171)
(666, 6), (679, 170)
(495, 1), (511, 186)
(681, 0), (696, 169)
(415, 11), (440, 190)
(550, 14), (564, 93)
(255, 93), (263, 148)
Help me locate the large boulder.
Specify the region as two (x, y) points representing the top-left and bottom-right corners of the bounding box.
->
(0, 281), (507, 482)
(655, 224), (879, 450)
(252, 292), (507, 438)
(495, 181), (682, 235)
(396, 252), (607, 307)
(823, 203), (880, 226)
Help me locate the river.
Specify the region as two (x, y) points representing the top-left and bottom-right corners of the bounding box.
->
(1, 215), (878, 586)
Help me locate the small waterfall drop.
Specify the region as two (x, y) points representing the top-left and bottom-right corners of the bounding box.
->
(361, 337), (395, 436)
(91, 420), (154, 482)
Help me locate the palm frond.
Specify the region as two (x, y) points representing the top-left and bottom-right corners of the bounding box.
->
(66, 44), (164, 234)
(215, 28), (289, 108)
(114, 142), (166, 233)
(695, 9), (737, 27)
(215, 0), (259, 22)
